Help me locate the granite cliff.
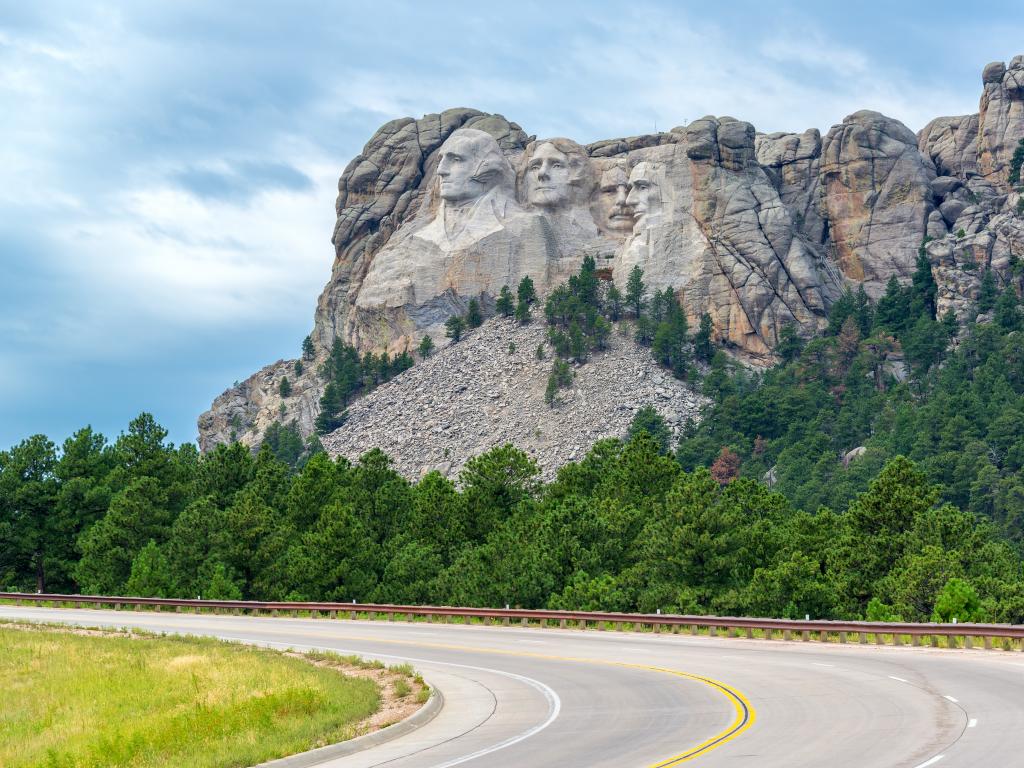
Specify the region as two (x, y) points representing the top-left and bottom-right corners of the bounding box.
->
(199, 57), (1024, 463)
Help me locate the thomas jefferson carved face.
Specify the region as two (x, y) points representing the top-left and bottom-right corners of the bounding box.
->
(525, 142), (571, 209)
(435, 129), (510, 205)
(626, 161), (665, 227)
(598, 165), (633, 232)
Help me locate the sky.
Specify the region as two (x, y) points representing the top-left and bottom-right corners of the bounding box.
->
(3, 0), (1024, 451)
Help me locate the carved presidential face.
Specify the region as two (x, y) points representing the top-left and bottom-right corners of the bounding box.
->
(437, 134), (487, 204)
(525, 142), (572, 209)
(626, 161), (664, 227)
(598, 165), (633, 232)
(435, 129), (512, 206)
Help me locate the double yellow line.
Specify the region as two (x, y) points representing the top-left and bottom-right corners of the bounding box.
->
(250, 623), (756, 765)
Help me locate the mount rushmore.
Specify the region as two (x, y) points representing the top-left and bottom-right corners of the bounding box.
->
(199, 56), (1024, 453)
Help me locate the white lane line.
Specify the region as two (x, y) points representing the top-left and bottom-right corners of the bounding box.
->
(811, 662), (834, 667)
(215, 635), (562, 768)
(944, 695), (959, 703)
(968, 718), (978, 728)
(914, 756), (944, 767)
(888, 675), (909, 682)
(518, 639), (546, 644)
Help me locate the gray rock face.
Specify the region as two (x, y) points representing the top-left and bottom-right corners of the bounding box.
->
(320, 317), (706, 481)
(199, 55), (1024, 454)
(819, 110), (937, 295)
(979, 57), (1024, 187)
(197, 359), (319, 452)
(919, 114), (980, 179)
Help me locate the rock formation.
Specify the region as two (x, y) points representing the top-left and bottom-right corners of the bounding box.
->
(199, 56), (1024, 454)
(320, 317), (706, 481)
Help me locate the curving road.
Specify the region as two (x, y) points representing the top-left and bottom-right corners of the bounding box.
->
(3, 605), (1023, 767)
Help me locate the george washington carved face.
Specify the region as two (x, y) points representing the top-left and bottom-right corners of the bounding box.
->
(435, 128), (512, 205)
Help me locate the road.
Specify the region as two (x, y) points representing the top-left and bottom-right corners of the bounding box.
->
(3, 605), (1023, 767)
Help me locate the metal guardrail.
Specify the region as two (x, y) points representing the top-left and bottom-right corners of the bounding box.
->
(3, 592), (1022, 650)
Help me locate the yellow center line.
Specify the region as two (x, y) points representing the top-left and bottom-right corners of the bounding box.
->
(214, 621), (757, 765)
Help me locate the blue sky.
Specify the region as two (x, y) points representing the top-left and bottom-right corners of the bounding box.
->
(3, 1), (1024, 450)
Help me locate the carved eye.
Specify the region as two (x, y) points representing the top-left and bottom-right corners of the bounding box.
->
(552, 161), (565, 169)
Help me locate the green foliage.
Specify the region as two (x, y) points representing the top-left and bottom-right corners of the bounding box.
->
(628, 406), (672, 454)
(496, 285), (515, 317)
(515, 297), (532, 324)
(466, 298), (483, 328)
(931, 577), (985, 623)
(293, 359), (304, 376)
(302, 335), (314, 359)
(692, 313), (714, 362)
(7, 403), (1024, 624)
(1010, 138), (1024, 186)
(279, 376), (292, 398)
(418, 334), (434, 358)
(445, 315), (466, 342)
(316, 339), (411, 435)
(517, 276), (537, 305)
(545, 359), (573, 407)
(625, 265), (645, 318)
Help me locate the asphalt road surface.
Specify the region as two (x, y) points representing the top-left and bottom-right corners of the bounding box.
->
(3, 605), (1022, 767)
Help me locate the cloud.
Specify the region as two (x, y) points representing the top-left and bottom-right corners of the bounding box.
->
(2, 0), (1021, 449)
(172, 160), (314, 203)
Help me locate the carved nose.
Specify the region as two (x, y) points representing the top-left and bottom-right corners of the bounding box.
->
(615, 188), (628, 204)
(537, 167), (550, 181)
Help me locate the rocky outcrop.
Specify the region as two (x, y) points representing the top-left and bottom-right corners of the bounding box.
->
(199, 55), (1024, 454)
(819, 110), (937, 295)
(321, 317), (706, 481)
(979, 57), (1024, 187)
(197, 359), (319, 452)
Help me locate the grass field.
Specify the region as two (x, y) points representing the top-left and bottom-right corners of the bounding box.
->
(0, 626), (381, 768)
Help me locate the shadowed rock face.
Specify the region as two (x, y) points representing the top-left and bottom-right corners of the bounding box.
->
(199, 55), (1024, 452)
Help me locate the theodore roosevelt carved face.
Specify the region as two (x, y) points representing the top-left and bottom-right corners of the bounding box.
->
(435, 129), (512, 205)
(598, 164), (634, 232)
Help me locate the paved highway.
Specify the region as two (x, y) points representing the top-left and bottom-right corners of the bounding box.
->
(3, 605), (1022, 767)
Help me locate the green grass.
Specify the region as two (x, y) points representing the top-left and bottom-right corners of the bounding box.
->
(0, 626), (380, 768)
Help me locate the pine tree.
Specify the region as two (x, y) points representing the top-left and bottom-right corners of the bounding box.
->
(302, 335), (315, 359)
(418, 334), (435, 358)
(978, 269), (999, 314)
(496, 285), (515, 316)
(515, 297), (532, 324)
(279, 377), (292, 398)
(294, 359), (304, 376)
(625, 265), (645, 318)
(605, 283), (623, 321)
(517, 275), (537, 305)
(693, 313), (714, 362)
(776, 323), (804, 363)
(445, 314), (466, 342)
(466, 298), (483, 328)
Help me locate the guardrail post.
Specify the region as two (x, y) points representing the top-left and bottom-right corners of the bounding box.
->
(559, 618), (566, 629)
(598, 621), (606, 631)
(745, 627), (754, 639)
(802, 630), (810, 642)
(689, 624), (698, 635)
(819, 630), (827, 643)
(984, 636), (992, 650)
(911, 634), (920, 647)
(783, 629), (792, 641)
(521, 617), (528, 627)
(839, 631), (847, 644)
(503, 616), (510, 626)
(859, 632), (868, 644)
(874, 632), (885, 646)
(964, 635), (973, 650)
